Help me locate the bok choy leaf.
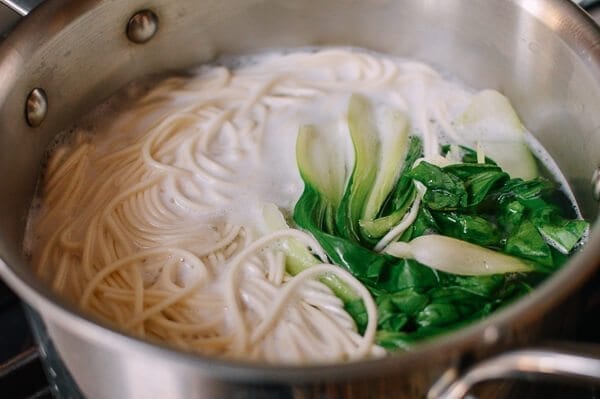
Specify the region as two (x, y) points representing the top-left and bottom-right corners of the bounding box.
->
(291, 93), (588, 350)
(454, 90), (538, 180)
(361, 108), (410, 225)
(296, 124), (348, 234)
(360, 137), (422, 240)
(336, 94), (380, 242)
(262, 203), (369, 328)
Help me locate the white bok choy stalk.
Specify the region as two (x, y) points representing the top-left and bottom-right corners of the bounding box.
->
(333, 94), (413, 243)
(454, 90), (538, 180)
(296, 124), (348, 209)
(384, 234), (534, 275)
(361, 106), (410, 222)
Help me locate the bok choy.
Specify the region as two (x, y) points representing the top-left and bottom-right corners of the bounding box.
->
(291, 93), (588, 348)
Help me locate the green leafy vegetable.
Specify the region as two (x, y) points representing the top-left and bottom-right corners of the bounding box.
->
(359, 137), (421, 240)
(454, 89), (538, 180)
(493, 177), (555, 209)
(532, 206), (589, 254)
(505, 220), (554, 268)
(432, 212), (500, 247)
(291, 93), (588, 350)
(399, 207), (438, 242)
(262, 202), (368, 325)
(444, 163), (509, 206)
(407, 162), (467, 210)
(362, 108), (410, 222)
(336, 94), (380, 242)
(296, 124), (347, 233)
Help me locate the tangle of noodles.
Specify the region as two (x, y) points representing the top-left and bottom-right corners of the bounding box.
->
(26, 48), (479, 363)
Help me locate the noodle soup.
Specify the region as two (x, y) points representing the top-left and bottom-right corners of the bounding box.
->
(25, 48), (588, 364)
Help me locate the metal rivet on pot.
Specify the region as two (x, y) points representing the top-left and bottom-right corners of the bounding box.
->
(25, 88), (48, 127)
(483, 326), (499, 344)
(126, 9), (158, 44)
(592, 167), (600, 201)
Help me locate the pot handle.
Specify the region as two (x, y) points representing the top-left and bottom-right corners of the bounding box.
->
(428, 344), (600, 399)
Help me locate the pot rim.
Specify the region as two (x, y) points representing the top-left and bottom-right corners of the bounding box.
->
(0, 0), (599, 384)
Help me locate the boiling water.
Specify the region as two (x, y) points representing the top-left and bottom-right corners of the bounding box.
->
(23, 47), (583, 363)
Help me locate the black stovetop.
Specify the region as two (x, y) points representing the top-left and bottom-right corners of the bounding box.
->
(0, 281), (51, 399)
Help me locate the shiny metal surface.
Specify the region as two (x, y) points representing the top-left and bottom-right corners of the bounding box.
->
(0, 0), (598, 398)
(0, 4), (19, 37)
(126, 9), (158, 44)
(24, 87), (46, 127)
(0, 0), (42, 16)
(430, 347), (600, 399)
(593, 167), (600, 200)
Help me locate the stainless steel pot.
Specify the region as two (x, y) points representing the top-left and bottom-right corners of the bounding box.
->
(0, 0), (599, 398)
